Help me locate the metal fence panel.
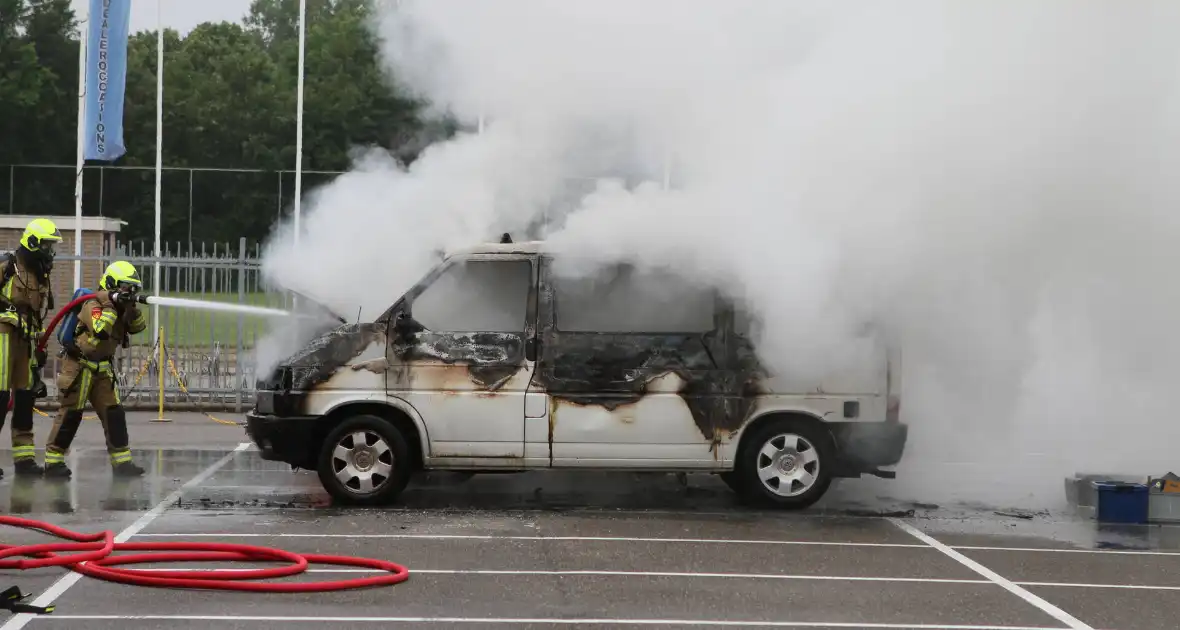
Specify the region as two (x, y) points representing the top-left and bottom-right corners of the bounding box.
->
(34, 238), (292, 413)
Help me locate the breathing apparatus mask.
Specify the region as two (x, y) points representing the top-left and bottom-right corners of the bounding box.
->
(101, 261), (143, 307)
(30, 239), (56, 264)
(112, 281), (140, 305)
(19, 219), (62, 274)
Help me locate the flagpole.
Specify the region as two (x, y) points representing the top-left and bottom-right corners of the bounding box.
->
(293, 0), (306, 249)
(152, 0), (164, 343)
(73, 2), (89, 290)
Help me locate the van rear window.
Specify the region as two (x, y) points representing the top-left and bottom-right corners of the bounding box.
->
(551, 263), (715, 333)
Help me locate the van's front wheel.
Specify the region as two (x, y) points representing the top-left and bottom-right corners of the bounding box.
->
(317, 414), (412, 506)
(733, 418), (834, 510)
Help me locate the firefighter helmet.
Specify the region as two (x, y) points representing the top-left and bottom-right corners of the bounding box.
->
(100, 260), (142, 291)
(20, 218), (62, 255)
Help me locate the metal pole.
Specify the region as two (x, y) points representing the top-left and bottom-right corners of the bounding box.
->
(188, 168), (193, 243)
(236, 237), (246, 412)
(73, 3), (89, 290)
(152, 0), (164, 344)
(7, 165), (13, 213)
(293, 0), (307, 248)
(277, 171), (282, 224)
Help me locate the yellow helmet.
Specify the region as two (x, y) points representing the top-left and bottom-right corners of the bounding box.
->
(100, 260), (142, 291)
(20, 218), (62, 253)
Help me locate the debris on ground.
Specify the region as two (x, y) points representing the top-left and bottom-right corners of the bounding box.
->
(842, 508), (916, 518)
(994, 510), (1038, 520)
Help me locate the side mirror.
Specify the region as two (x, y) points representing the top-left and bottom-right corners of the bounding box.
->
(394, 312), (425, 339)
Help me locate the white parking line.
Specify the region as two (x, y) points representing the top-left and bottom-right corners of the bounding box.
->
(33, 616), (1081, 629)
(132, 532), (1180, 556)
(133, 533), (927, 548)
(954, 545), (1180, 556)
(106, 567), (1180, 591)
(138, 568), (987, 584)
(889, 518), (1094, 630)
(0, 442), (251, 630)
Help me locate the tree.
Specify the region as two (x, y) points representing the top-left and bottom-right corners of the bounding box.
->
(0, 0), (449, 245)
(0, 0), (78, 214)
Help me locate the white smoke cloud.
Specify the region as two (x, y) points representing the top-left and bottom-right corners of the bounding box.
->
(260, 0), (1180, 508)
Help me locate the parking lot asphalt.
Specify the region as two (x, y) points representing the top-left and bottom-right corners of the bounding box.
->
(1, 412), (1179, 629)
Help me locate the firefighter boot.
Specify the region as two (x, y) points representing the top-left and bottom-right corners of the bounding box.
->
(43, 409), (84, 479)
(112, 461), (145, 477)
(42, 463), (71, 478)
(106, 406), (144, 477)
(11, 390), (43, 476)
(12, 459), (42, 476)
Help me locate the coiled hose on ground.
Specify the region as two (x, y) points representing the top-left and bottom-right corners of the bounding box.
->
(0, 516), (409, 594)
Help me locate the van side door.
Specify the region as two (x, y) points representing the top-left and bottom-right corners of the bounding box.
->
(385, 255), (538, 466)
(535, 256), (730, 468)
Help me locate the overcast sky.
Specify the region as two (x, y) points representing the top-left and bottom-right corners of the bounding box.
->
(70, 0), (252, 36)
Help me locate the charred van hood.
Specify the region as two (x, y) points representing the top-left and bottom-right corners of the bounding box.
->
(284, 322), (383, 367)
(279, 322), (388, 392)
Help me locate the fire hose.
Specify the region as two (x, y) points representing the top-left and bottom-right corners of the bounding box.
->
(1, 297), (411, 610)
(0, 516), (409, 611)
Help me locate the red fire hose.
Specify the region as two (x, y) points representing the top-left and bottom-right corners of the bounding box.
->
(0, 517), (410, 594)
(36, 293), (95, 355)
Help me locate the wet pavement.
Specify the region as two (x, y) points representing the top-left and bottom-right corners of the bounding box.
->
(1, 412), (1179, 629)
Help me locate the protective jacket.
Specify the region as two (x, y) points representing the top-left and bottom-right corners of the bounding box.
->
(69, 292), (148, 361)
(0, 250), (51, 340)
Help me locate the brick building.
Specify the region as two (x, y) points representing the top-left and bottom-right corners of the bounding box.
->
(0, 215), (127, 310)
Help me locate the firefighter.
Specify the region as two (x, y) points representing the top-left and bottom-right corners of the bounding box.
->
(43, 260), (148, 478)
(0, 218), (61, 478)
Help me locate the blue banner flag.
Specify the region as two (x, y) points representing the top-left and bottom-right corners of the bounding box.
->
(83, 0), (132, 161)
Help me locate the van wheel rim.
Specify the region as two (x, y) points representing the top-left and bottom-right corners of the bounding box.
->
(756, 433), (820, 497)
(332, 430), (394, 494)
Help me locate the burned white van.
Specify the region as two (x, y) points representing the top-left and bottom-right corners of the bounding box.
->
(246, 240), (907, 509)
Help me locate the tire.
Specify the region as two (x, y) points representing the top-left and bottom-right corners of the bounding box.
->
(719, 471), (742, 493)
(317, 414), (413, 506)
(731, 417), (835, 510)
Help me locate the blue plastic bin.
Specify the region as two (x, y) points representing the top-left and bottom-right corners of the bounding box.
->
(1093, 481), (1149, 524)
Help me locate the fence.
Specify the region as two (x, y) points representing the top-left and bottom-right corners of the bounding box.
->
(0, 164), (346, 243)
(34, 238), (291, 414)
(0, 163), (663, 243)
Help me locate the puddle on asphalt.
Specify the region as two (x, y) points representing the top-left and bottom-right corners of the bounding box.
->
(5, 447), (1180, 552)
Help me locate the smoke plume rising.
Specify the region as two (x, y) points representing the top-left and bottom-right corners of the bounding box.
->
(260, 0), (1180, 509)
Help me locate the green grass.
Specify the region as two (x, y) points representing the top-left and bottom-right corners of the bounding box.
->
(146, 292), (285, 349)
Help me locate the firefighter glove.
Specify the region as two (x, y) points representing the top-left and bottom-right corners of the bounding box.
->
(112, 290), (135, 306)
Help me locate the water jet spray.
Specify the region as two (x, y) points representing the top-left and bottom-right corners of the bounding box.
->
(140, 296), (295, 319)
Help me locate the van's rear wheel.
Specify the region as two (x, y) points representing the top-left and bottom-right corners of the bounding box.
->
(732, 418), (834, 509)
(317, 414), (412, 506)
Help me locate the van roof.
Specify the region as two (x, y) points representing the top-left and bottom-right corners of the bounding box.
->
(445, 240), (546, 257)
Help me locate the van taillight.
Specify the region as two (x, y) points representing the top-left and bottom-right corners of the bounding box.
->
(886, 395), (901, 423)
